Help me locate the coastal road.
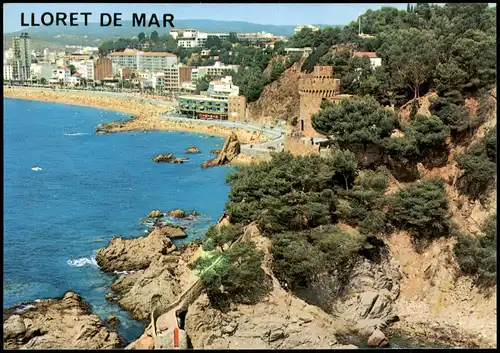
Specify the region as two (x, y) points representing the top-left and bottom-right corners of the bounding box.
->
(160, 115), (286, 154)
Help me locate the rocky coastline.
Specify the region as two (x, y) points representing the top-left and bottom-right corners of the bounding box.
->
(3, 292), (124, 349)
(4, 210), (495, 349)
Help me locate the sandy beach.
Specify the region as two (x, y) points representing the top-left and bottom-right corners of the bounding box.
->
(3, 87), (266, 145)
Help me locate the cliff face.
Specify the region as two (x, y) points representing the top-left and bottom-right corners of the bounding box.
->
(385, 87), (497, 347)
(247, 62), (303, 124)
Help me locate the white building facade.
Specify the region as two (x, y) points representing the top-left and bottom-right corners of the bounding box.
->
(108, 49), (177, 71)
(12, 33), (32, 81)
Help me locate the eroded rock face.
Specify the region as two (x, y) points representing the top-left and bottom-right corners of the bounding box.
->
(109, 244), (200, 321)
(332, 255), (402, 335)
(185, 282), (344, 349)
(201, 132), (240, 168)
(95, 227), (178, 272)
(3, 292), (123, 349)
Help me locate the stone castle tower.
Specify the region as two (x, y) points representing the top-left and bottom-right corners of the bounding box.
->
(298, 66), (341, 138)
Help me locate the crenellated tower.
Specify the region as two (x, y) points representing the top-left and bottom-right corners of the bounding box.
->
(298, 66), (341, 138)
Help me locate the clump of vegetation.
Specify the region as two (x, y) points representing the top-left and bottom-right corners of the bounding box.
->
(388, 178), (451, 247)
(456, 127), (496, 200)
(225, 152), (338, 234)
(202, 224), (244, 251)
(271, 225), (366, 289)
(336, 167), (390, 235)
(454, 214), (496, 287)
(387, 114), (451, 167)
(190, 242), (266, 307)
(312, 96), (397, 151)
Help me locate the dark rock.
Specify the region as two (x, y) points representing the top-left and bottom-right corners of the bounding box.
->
(185, 145), (201, 154)
(201, 132), (240, 168)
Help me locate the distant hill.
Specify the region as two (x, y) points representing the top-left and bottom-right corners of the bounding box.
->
(3, 19), (342, 49)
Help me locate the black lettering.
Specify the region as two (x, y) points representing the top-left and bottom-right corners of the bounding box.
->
(163, 13), (174, 28)
(114, 13), (122, 26)
(148, 14), (159, 27)
(81, 12), (91, 26)
(56, 12), (67, 26)
(21, 13), (30, 26)
(101, 13), (112, 26)
(30, 13), (40, 26)
(69, 13), (79, 26)
(132, 13), (146, 27)
(41, 12), (54, 26)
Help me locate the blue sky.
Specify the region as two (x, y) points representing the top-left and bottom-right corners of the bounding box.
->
(3, 3), (414, 32)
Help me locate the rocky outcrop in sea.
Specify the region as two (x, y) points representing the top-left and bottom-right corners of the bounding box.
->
(3, 292), (124, 349)
(152, 153), (189, 164)
(185, 145), (201, 154)
(202, 132), (240, 168)
(95, 226), (183, 272)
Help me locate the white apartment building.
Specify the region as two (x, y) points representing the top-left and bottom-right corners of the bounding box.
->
(194, 62), (239, 81)
(295, 25), (320, 33)
(50, 66), (71, 83)
(67, 74), (83, 86)
(70, 60), (95, 80)
(4, 63), (13, 81)
(12, 33), (32, 81)
(108, 49), (177, 71)
(207, 32), (230, 41)
(353, 52), (382, 69)
(178, 38), (197, 48)
(164, 66), (180, 91)
(237, 31), (285, 43)
(285, 47), (313, 58)
(207, 76), (239, 99)
(183, 29), (197, 38)
(30, 62), (53, 80)
(176, 30), (212, 48)
(4, 48), (14, 63)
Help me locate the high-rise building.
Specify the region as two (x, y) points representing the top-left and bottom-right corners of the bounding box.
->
(12, 33), (32, 81)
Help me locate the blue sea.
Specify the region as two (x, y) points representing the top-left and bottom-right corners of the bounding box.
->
(3, 98), (233, 342)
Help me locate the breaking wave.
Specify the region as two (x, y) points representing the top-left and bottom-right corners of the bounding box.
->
(67, 255), (98, 268)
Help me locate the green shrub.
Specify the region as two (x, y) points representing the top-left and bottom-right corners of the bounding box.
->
(202, 224), (244, 251)
(456, 135), (496, 199)
(312, 96), (397, 151)
(388, 178), (450, 242)
(454, 214), (496, 286)
(484, 126), (496, 161)
(192, 242), (266, 303)
(336, 167), (390, 235)
(271, 225), (366, 289)
(225, 152), (339, 234)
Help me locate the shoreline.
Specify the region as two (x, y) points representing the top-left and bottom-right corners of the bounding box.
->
(3, 87), (267, 145)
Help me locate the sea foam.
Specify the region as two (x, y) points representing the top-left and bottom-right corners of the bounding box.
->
(67, 256), (98, 268)
(64, 132), (89, 136)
